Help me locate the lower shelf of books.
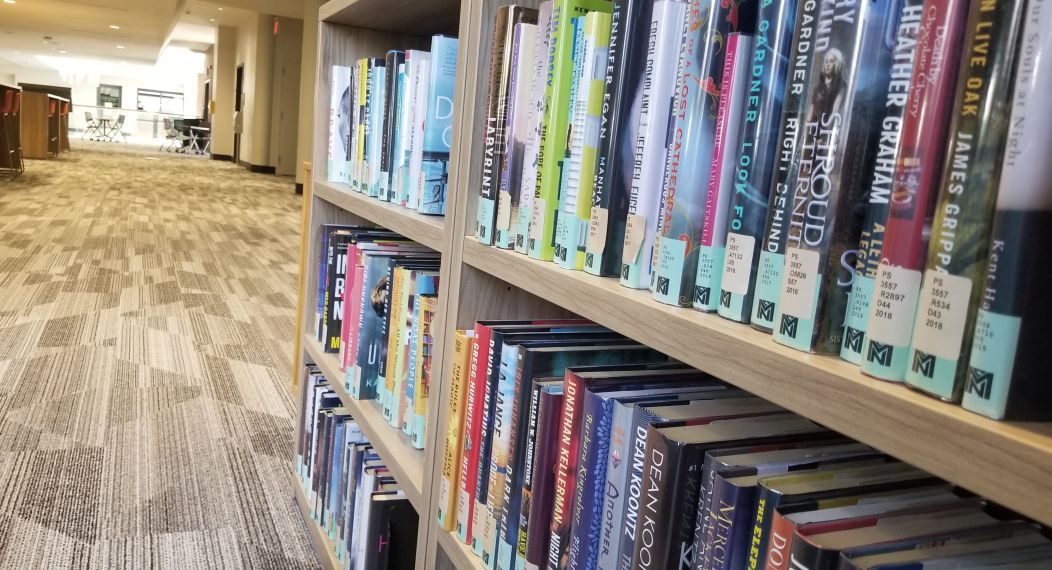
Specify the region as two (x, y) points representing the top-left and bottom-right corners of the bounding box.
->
(293, 476), (343, 570)
(459, 238), (1052, 527)
(303, 335), (427, 509)
(437, 528), (484, 570)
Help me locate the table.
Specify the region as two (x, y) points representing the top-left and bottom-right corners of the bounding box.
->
(93, 118), (112, 140)
(188, 126), (211, 155)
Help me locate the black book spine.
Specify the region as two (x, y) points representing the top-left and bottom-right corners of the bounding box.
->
(324, 237), (352, 353)
(585, 0), (656, 277)
(477, 7), (512, 244)
(375, 262), (396, 378)
(630, 428), (679, 570)
(499, 348), (533, 560)
(381, 50), (405, 201)
(516, 378), (548, 560)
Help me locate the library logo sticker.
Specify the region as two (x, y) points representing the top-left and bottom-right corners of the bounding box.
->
(479, 226), (488, 240)
(656, 276), (670, 296)
(867, 341), (893, 367)
(780, 315), (799, 339)
(694, 286), (711, 306)
(720, 291), (731, 309)
(517, 236), (525, 248)
(585, 253), (594, 268)
(912, 351), (936, 379)
(844, 327), (864, 354)
(966, 367), (993, 400)
(621, 264), (630, 280)
(757, 300), (775, 322)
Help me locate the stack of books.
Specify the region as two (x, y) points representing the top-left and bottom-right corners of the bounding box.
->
(297, 367), (419, 569)
(314, 224), (439, 449)
(327, 34), (459, 215)
(438, 319), (1052, 570)
(468, 0), (1052, 420)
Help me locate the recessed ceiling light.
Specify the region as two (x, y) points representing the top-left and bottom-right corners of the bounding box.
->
(115, 45), (124, 49)
(209, 18), (215, 22)
(109, 25), (120, 30)
(2, 1), (16, 5)
(217, 7), (223, 10)
(58, 49), (66, 53)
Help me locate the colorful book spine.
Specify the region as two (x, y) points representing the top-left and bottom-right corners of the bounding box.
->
(355, 59), (369, 190)
(524, 386), (565, 569)
(479, 7), (538, 245)
(652, 0), (756, 307)
(420, 35), (458, 215)
(691, 33), (755, 312)
(905, 0), (1028, 400)
(717, 0), (799, 323)
(482, 343), (523, 568)
(555, 12), (612, 270)
(456, 322), (494, 545)
(438, 329), (474, 531)
(839, 6), (924, 364)
(859, 0), (970, 381)
(496, 22), (540, 250)
(368, 63), (387, 198)
(381, 264), (406, 419)
(963, 1), (1052, 421)
(411, 294), (436, 447)
(348, 64), (360, 188)
(328, 66), (352, 183)
(393, 62), (409, 205)
(528, 0), (612, 261)
(380, 50), (405, 201)
(565, 390), (612, 570)
(772, 0), (910, 354)
(618, 0), (686, 289)
(553, 16), (589, 268)
(749, 0), (827, 331)
(407, 53), (432, 210)
(594, 399), (635, 570)
(517, 2), (555, 255)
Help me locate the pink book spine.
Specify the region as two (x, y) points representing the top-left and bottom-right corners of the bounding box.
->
(702, 33), (742, 247)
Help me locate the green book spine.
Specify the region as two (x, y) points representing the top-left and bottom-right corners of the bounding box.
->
(528, 0), (613, 262)
(905, 0), (1028, 401)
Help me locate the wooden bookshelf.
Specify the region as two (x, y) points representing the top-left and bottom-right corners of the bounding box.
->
(436, 529), (485, 570)
(293, 476), (343, 570)
(321, 0), (462, 35)
(314, 180), (447, 252)
(302, 335), (427, 510)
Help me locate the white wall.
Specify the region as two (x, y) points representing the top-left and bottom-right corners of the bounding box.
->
(269, 17), (303, 176)
(296, 0), (322, 186)
(212, 26), (238, 157)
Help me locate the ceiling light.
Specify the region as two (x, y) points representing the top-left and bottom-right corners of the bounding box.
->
(209, 18), (215, 22)
(58, 49), (66, 53)
(3, 1), (15, 5)
(109, 25), (120, 30)
(115, 45), (124, 49)
(217, 7), (223, 10)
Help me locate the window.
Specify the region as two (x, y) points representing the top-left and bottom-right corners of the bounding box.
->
(136, 89), (184, 115)
(97, 84), (122, 108)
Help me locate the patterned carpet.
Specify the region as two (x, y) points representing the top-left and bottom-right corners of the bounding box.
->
(0, 143), (319, 569)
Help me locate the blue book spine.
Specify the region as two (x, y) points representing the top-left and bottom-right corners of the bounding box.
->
(596, 400), (634, 569)
(721, 478), (756, 570)
(420, 35), (459, 215)
(326, 419), (346, 533)
(404, 295), (421, 436)
(483, 343), (521, 567)
(567, 391), (616, 570)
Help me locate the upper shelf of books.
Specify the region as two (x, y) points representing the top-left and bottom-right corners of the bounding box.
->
(319, 0), (462, 35)
(314, 180), (447, 253)
(459, 238), (1052, 527)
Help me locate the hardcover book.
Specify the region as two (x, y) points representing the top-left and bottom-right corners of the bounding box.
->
(904, 0), (1028, 401)
(380, 50), (405, 201)
(496, 22), (540, 250)
(523, 382), (565, 569)
(439, 329), (475, 531)
(405, 51), (432, 209)
(420, 35), (458, 215)
(516, 2), (555, 254)
(618, 0), (686, 289)
(328, 65), (352, 183)
(368, 62), (387, 198)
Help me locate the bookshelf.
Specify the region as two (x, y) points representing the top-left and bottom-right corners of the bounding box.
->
(297, 0), (1052, 569)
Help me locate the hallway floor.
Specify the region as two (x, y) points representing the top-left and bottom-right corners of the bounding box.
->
(0, 143), (319, 569)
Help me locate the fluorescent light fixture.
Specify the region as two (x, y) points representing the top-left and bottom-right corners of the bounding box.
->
(109, 25), (120, 30)
(2, 1), (15, 5)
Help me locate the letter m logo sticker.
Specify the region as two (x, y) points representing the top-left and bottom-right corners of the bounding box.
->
(844, 327), (864, 354)
(694, 286), (710, 306)
(912, 351), (936, 379)
(757, 300), (775, 322)
(780, 315), (798, 339)
(867, 341), (893, 367)
(966, 367), (994, 400)
(656, 276), (670, 296)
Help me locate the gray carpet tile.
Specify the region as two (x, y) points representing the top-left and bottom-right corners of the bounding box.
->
(0, 142), (319, 569)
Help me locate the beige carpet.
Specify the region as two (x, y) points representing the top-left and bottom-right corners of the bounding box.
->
(0, 143), (319, 569)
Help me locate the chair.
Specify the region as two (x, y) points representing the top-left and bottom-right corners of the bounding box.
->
(82, 111), (100, 140)
(161, 118), (189, 152)
(104, 114), (128, 143)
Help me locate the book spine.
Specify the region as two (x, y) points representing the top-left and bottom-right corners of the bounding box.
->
(545, 368), (588, 569)
(963, 1), (1052, 421)
(905, 0), (1028, 401)
(499, 351), (542, 570)
(556, 12), (611, 270)
(690, 455), (719, 570)
(382, 266), (406, 421)
(692, 33), (755, 312)
(408, 54), (432, 211)
(405, 294), (421, 435)
(595, 401), (633, 569)
(586, 0), (656, 277)
(411, 294), (435, 447)
(717, 0), (799, 323)
(420, 36), (459, 215)
(439, 330), (473, 531)
(750, 0), (828, 332)
(772, 0), (906, 354)
(393, 61), (408, 205)
(747, 485), (780, 570)
(339, 245), (358, 372)
(329, 67), (349, 183)
(369, 64), (387, 198)
(525, 389), (566, 569)
(356, 59), (368, 189)
(512, 381), (547, 569)
(315, 228), (331, 341)
(619, 1), (687, 289)
(617, 406), (661, 569)
(348, 63), (360, 189)
(840, 6), (923, 364)
(653, 0), (754, 308)
(629, 428), (681, 570)
(554, 16), (589, 268)
(482, 343), (522, 567)
(763, 511), (799, 570)
(566, 391), (607, 570)
(324, 239), (350, 353)
(380, 51), (403, 201)
(456, 322), (493, 544)
(479, 7), (515, 245)
(529, 0), (613, 261)
(473, 332), (504, 555)
(497, 23), (540, 250)
(517, 3), (555, 255)
(715, 477), (756, 570)
(859, 0), (969, 381)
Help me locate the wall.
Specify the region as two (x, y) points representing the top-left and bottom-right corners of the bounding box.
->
(212, 26), (238, 157)
(268, 17), (303, 176)
(295, 0), (322, 187)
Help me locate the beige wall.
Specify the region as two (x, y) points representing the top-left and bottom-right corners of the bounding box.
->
(269, 17), (304, 176)
(212, 26), (237, 157)
(295, 0), (322, 186)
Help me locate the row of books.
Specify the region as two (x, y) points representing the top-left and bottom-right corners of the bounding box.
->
(470, 0), (1052, 421)
(297, 367), (418, 570)
(436, 319), (1052, 570)
(326, 34), (459, 215)
(313, 224), (439, 449)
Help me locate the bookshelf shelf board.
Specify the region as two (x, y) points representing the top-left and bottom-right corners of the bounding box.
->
(303, 335), (427, 510)
(437, 528), (485, 570)
(293, 477), (343, 570)
(460, 239), (1052, 526)
(320, 0), (461, 35)
(314, 179), (447, 253)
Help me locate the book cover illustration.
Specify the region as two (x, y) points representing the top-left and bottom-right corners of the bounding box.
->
(517, 2), (556, 255)
(552, 15), (589, 269)
(421, 35), (458, 215)
(328, 65), (352, 183)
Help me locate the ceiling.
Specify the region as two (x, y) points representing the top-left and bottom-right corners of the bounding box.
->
(0, 0), (303, 65)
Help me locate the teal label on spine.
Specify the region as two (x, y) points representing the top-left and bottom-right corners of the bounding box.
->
(840, 275), (875, 364)
(653, 235), (688, 306)
(584, 249), (603, 275)
(772, 274), (822, 352)
(717, 290), (747, 321)
(620, 249), (649, 289)
(692, 245), (725, 312)
(861, 338), (911, 382)
(752, 251), (784, 329)
(515, 205), (531, 254)
(962, 309), (1020, 419)
(477, 198), (497, 244)
(554, 214), (572, 268)
(558, 218), (583, 270)
(905, 350), (958, 399)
